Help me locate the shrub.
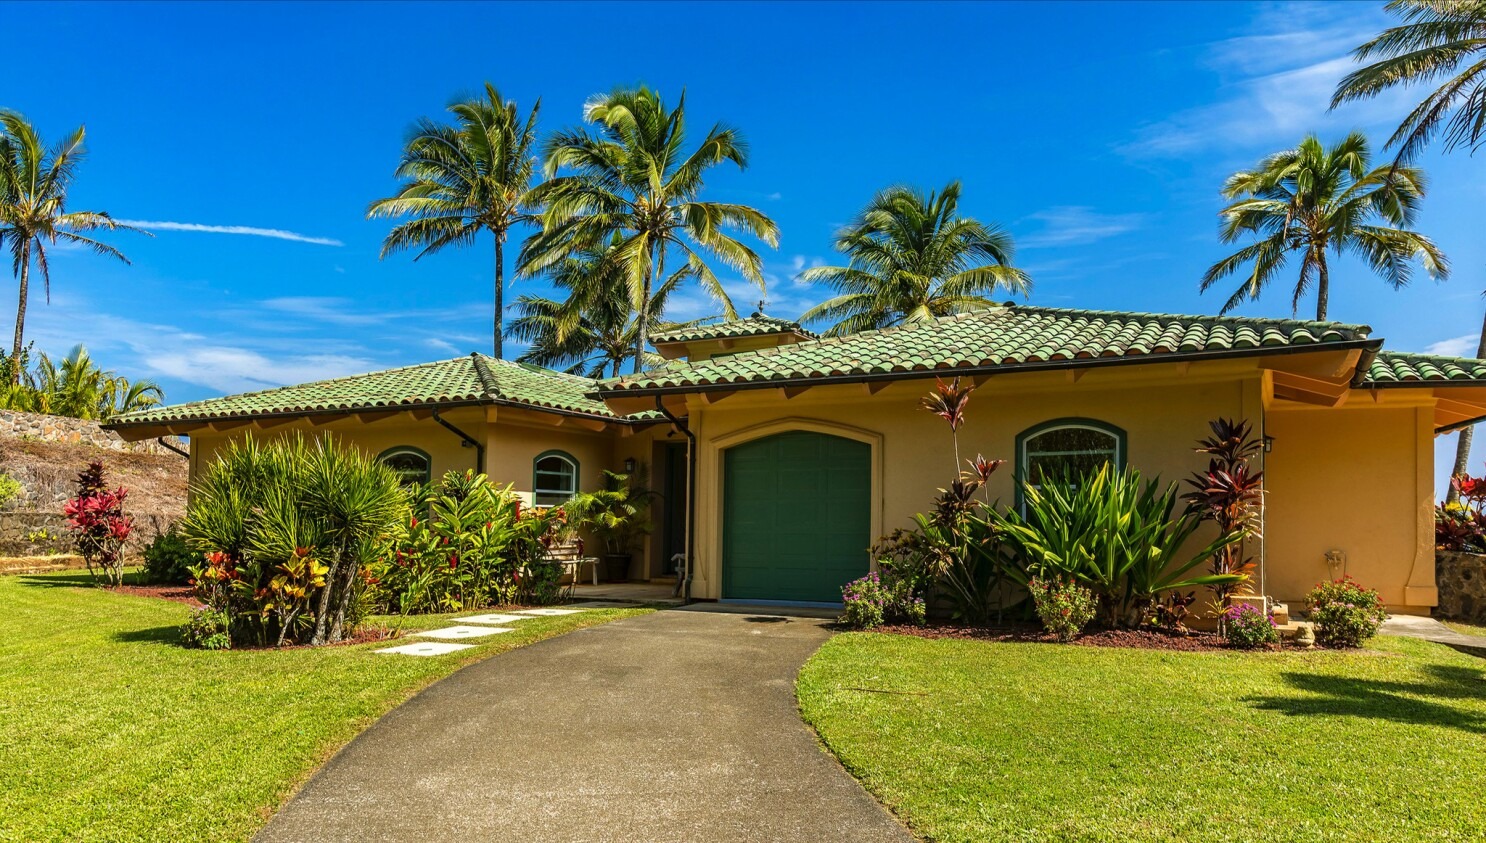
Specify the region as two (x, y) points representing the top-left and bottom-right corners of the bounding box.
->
(1154, 591), (1197, 633)
(1222, 603), (1279, 649)
(63, 461), (133, 586)
(0, 472), (21, 508)
(370, 470), (562, 614)
(1438, 472), (1486, 552)
(1029, 575), (1097, 642)
(1306, 577), (1387, 648)
(840, 570), (926, 630)
(180, 433), (408, 648)
(181, 607), (231, 650)
(1183, 418), (1265, 606)
(141, 527), (197, 584)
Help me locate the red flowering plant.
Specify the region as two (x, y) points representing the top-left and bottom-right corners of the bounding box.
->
(1438, 470), (1486, 552)
(62, 461), (133, 586)
(1182, 418), (1264, 613)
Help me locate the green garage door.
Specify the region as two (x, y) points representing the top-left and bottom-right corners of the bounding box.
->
(722, 431), (871, 604)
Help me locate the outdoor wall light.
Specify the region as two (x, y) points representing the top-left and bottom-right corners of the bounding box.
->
(1262, 435), (1274, 453)
(624, 457), (637, 473)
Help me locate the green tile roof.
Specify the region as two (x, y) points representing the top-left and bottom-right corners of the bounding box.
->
(650, 313), (816, 344)
(1361, 351), (1486, 386)
(599, 305), (1374, 393)
(108, 354), (653, 427)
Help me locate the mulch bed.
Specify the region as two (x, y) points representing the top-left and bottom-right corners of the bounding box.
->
(104, 583), (202, 608)
(875, 622), (1266, 652)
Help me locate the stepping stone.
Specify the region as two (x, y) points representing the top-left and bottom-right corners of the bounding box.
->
(457, 613), (534, 626)
(413, 625), (515, 640)
(509, 607), (587, 616)
(375, 641), (475, 657)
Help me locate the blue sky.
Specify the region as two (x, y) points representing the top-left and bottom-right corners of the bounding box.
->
(6, 1), (1484, 484)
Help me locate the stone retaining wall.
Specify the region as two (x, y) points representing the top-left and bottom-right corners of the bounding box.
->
(0, 409), (183, 455)
(1436, 551), (1486, 624)
(0, 509), (173, 562)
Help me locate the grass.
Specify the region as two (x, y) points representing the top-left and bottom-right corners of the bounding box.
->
(798, 632), (1486, 842)
(1443, 619), (1486, 638)
(0, 571), (652, 842)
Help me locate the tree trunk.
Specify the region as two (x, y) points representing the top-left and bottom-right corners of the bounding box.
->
(10, 241), (30, 384)
(309, 547), (341, 646)
(633, 241), (662, 374)
(493, 233), (505, 359)
(1315, 256), (1329, 322)
(1447, 305), (1486, 504)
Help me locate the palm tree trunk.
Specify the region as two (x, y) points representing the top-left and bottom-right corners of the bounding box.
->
(10, 241), (30, 385)
(1447, 305), (1486, 504)
(633, 241), (662, 374)
(1315, 257), (1329, 322)
(493, 233), (505, 359)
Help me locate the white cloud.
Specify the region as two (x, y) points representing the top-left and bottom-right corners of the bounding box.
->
(766, 192), (783, 201)
(424, 338), (460, 354)
(1427, 334), (1481, 358)
(1120, 3), (1414, 158)
(1020, 207), (1145, 248)
(143, 347), (375, 393)
(115, 219), (343, 247)
(260, 297), (385, 326)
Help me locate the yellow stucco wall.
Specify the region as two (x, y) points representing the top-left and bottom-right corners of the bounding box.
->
(1265, 396), (1437, 612)
(685, 362), (1267, 603)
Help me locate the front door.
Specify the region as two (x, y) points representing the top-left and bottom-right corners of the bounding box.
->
(722, 431), (871, 604)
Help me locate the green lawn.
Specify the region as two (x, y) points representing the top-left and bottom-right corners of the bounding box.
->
(798, 632), (1486, 842)
(0, 572), (651, 843)
(1443, 619), (1486, 638)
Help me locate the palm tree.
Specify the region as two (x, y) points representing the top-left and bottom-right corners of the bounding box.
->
(508, 240), (703, 378)
(1332, 1), (1486, 499)
(520, 87), (779, 372)
(798, 181), (1029, 337)
(0, 111), (143, 383)
(1201, 132), (1448, 321)
(24, 345), (163, 419)
(368, 84), (542, 359)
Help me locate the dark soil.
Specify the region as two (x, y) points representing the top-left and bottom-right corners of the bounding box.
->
(105, 582), (201, 607)
(875, 622), (1286, 652)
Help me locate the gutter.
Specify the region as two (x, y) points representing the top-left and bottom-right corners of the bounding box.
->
(595, 338), (1385, 401)
(1348, 345), (1382, 389)
(432, 408), (485, 472)
(655, 396), (695, 605)
(155, 437), (189, 459)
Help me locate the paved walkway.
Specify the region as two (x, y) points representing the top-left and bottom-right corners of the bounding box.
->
(256, 608), (911, 843)
(1380, 615), (1486, 653)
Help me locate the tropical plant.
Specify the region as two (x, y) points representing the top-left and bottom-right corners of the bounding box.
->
(798, 181), (1030, 337)
(1305, 577), (1388, 648)
(991, 464), (1245, 628)
(1028, 575), (1097, 642)
(1201, 132), (1448, 321)
(4, 344), (163, 419)
(508, 238), (705, 377)
(1438, 470), (1486, 551)
(839, 570), (926, 630)
(0, 111), (144, 381)
(371, 470), (562, 615)
(368, 84), (542, 358)
(1183, 418), (1265, 609)
(1332, 1), (1486, 499)
(562, 469), (655, 557)
(521, 86), (779, 372)
(179, 433), (409, 646)
(62, 461), (132, 586)
(141, 526), (197, 585)
(921, 376), (975, 474)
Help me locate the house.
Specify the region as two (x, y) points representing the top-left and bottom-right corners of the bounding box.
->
(105, 304), (1486, 613)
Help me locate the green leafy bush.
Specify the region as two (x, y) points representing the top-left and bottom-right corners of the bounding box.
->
(992, 464), (1245, 628)
(1306, 577), (1387, 648)
(840, 570), (926, 630)
(0, 472), (21, 508)
(1029, 575), (1097, 642)
(181, 607), (231, 650)
(370, 470), (562, 614)
(179, 433), (408, 647)
(1222, 603), (1278, 649)
(141, 527), (197, 584)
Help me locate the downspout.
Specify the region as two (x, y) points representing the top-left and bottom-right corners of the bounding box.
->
(655, 396), (695, 605)
(156, 437), (189, 459)
(432, 408), (485, 472)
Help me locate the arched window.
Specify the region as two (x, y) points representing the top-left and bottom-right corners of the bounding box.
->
(533, 450), (579, 506)
(379, 446), (431, 487)
(1016, 418), (1125, 502)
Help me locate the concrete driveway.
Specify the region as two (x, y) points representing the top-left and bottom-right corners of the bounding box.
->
(256, 608), (911, 843)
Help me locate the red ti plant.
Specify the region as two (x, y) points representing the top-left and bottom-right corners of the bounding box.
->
(62, 461), (134, 587)
(921, 376), (976, 474)
(1438, 470), (1486, 552)
(1182, 419), (1263, 607)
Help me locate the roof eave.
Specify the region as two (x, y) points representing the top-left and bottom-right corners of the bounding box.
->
(593, 338), (1384, 400)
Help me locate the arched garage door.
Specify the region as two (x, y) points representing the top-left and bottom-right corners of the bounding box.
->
(722, 431), (871, 604)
